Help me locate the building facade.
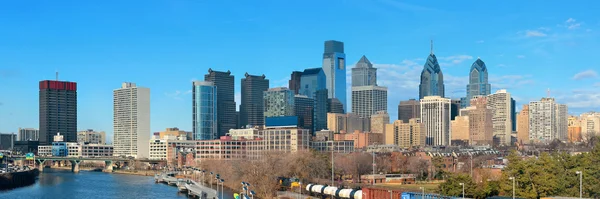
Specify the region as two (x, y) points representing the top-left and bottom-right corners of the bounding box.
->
(240, 73), (269, 127)
(193, 81), (218, 140)
(288, 71), (302, 95)
(77, 129), (106, 145)
(18, 128), (39, 141)
(327, 113), (369, 133)
(294, 95), (315, 132)
(159, 127), (192, 140)
(451, 116), (470, 143)
(334, 130), (383, 149)
(466, 58), (491, 106)
(386, 118), (425, 149)
(310, 140), (355, 153)
(299, 68), (328, 131)
(351, 55), (376, 87)
(204, 69), (237, 138)
(469, 96), (493, 145)
(264, 87), (295, 118)
(420, 96), (451, 146)
(322, 40), (347, 111)
(0, 133), (16, 150)
(39, 80), (77, 145)
(528, 98), (568, 142)
(487, 90), (512, 146)
(113, 82), (150, 158)
(419, 42), (445, 99)
(398, 99), (420, 123)
(327, 98), (344, 114)
(350, 55), (386, 118)
(516, 105), (530, 143)
(370, 111), (389, 134)
(580, 112), (600, 139)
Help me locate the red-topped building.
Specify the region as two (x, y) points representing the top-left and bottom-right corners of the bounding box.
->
(39, 80), (77, 145)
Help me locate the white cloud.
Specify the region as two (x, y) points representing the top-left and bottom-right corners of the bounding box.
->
(563, 18), (582, 30)
(568, 23), (581, 29)
(573, 70), (598, 80)
(556, 89), (600, 109)
(516, 55), (526, 59)
(165, 90), (193, 100)
(438, 55), (474, 65)
(476, 40), (484, 43)
(594, 82), (600, 87)
(489, 75), (534, 90)
(497, 64), (506, 67)
(525, 30), (547, 37)
(566, 18), (576, 23)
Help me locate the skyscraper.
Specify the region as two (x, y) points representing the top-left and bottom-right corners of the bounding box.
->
(264, 87), (295, 118)
(487, 90), (513, 146)
(322, 40), (347, 111)
(18, 128), (39, 141)
(351, 55), (388, 118)
(113, 82), (150, 158)
(299, 68), (328, 132)
(205, 68), (236, 137)
(351, 55), (376, 87)
(328, 98), (344, 114)
(528, 98), (568, 142)
(398, 99), (420, 123)
(289, 71), (302, 95)
(469, 96), (493, 145)
(39, 80), (77, 145)
(466, 58), (491, 106)
(240, 73), (269, 127)
(516, 105), (530, 143)
(192, 81), (218, 140)
(295, 95), (314, 132)
(420, 96), (451, 146)
(419, 41), (445, 99)
(450, 99), (461, 120)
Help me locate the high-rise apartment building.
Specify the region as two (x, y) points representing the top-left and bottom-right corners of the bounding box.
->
(487, 90), (512, 146)
(469, 96), (493, 145)
(420, 96), (451, 146)
(299, 68), (328, 131)
(294, 95), (314, 132)
(580, 112), (600, 138)
(568, 116), (582, 143)
(77, 129), (106, 145)
(204, 69), (236, 137)
(288, 71), (302, 95)
(240, 73), (269, 127)
(322, 40), (347, 111)
(39, 80), (77, 145)
(193, 81), (217, 140)
(419, 41), (445, 99)
(466, 58), (491, 106)
(386, 118), (425, 149)
(264, 87), (295, 118)
(398, 99), (420, 123)
(18, 128), (39, 141)
(113, 82), (150, 158)
(516, 105), (530, 143)
(327, 113), (369, 133)
(528, 98), (568, 142)
(451, 116), (470, 144)
(370, 111), (389, 134)
(351, 86), (387, 118)
(352, 55), (377, 87)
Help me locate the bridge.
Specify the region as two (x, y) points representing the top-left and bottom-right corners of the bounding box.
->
(10, 156), (165, 173)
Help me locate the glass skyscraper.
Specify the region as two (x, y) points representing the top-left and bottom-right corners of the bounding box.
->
(419, 41), (445, 99)
(322, 40), (346, 112)
(192, 81), (217, 140)
(351, 55), (376, 87)
(264, 87), (295, 118)
(299, 68), (328, 132)
(351, 55), (387, 118)
(204, 68), (236, 138)
(466, 58), (491, 106)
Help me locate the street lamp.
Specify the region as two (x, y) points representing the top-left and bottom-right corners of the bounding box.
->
(209, 172), (214, 189)
(459, 183), (465, 199)
(576, 171), (582, 198)
(249, 190), (255, 199)
(201, 170), (206, 185)
(219, 179), (224, 198)
(215, 176), (220, 197)
(419, 187), (425, 199)
(508, 177), (515, 199)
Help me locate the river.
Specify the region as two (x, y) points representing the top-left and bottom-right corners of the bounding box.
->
(0, 169), (238, 199)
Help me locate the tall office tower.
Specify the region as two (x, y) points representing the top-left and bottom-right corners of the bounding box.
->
(328, 98), (344, 114)
(352, 55), (376, 87)
(205, 69), (236, 137)
(511, 98), (516, 131)
(370, 111), (389, 134)
(240, 73), (269, 127)
(113, 82), (150, 158)
(528, 98), (568, 142)
(516, 105), (530, 143)
(264, 87), (295, 118)
(18, 128), (39, 141)
(419, 41), (445, 99)
(351, 55), (387, 118)
(398, 99), (420, 123)
(469, 96), (493, 145)
(299, 68), (328, 132)
(487, 90), (512, 146)
(465, 58), (491, 106)
(289, 71), (302, 95)
(386, 118), (425, 149)
(420, 96), (451, 146)
(580, 112), (600, 139)
(295, 95), (314, 132)
(192, 81), (218, 140)
(39, 80), (77, 145)
(450, 99), (461, 120)
(322, 40), (347, 111)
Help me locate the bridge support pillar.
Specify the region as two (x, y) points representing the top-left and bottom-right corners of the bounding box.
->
(104, 160), (113, 172)
(36, 159), (46, 172)
(70, 160), (82, 173)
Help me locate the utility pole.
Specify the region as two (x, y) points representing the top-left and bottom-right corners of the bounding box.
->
(331, 141), (334, 186)
(372, 142), (377, 185)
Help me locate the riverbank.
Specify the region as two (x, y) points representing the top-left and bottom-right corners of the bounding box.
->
(111, 170), (159, 177)
(0, 169), (39, 190)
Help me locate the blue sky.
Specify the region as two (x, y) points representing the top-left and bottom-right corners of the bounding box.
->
(1, 0), (599, 141)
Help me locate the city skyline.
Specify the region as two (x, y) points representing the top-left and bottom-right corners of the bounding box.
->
(2, 1), (600, 142)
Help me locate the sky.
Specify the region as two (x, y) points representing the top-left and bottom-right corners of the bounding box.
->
(1, 0), (600, 142)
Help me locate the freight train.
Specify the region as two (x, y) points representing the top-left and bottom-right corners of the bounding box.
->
(305, 184), (458, 199)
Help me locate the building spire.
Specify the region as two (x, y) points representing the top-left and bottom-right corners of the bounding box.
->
(56, 70), (58, 81)
(430, 40), (434, 55)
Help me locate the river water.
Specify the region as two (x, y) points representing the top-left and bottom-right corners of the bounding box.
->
(0, 169), (237, 199)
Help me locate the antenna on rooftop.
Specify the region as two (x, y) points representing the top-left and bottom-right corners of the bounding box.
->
(56, 70), (59, 81)
(547, 88), (550, 97)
